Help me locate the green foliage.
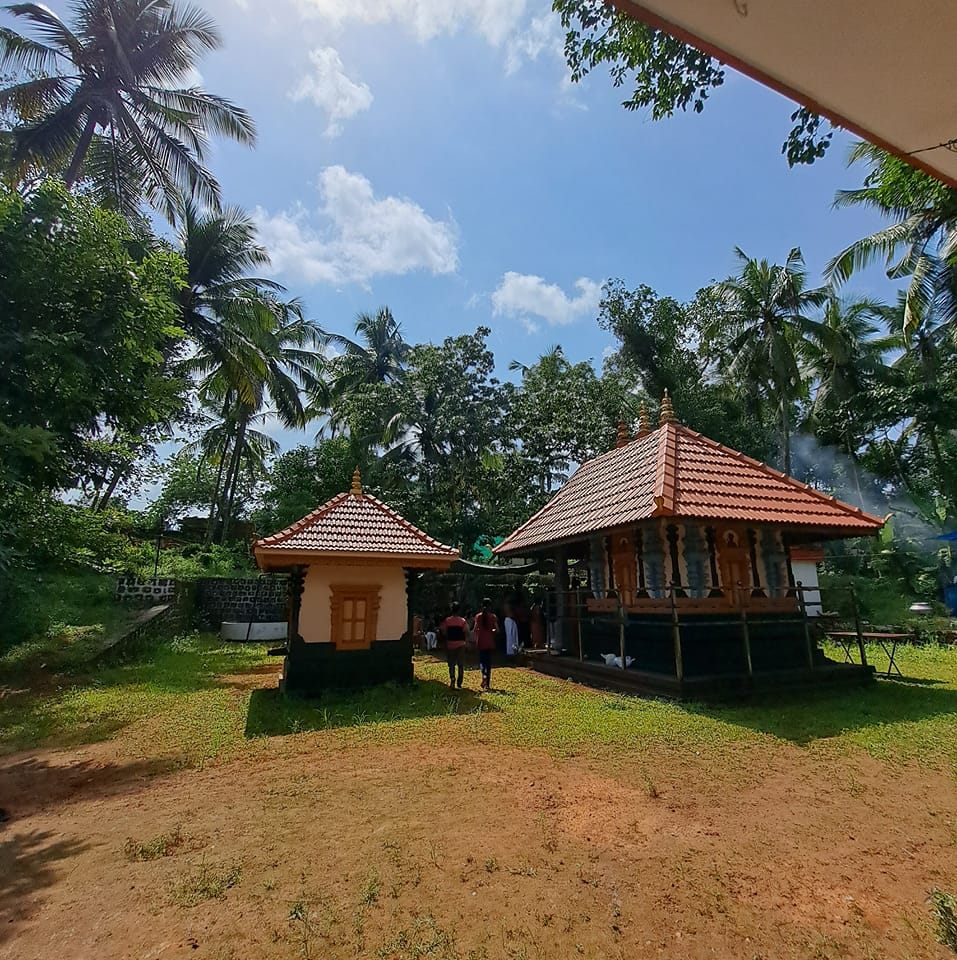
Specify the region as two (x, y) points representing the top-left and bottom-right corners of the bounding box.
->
(932, 890), (957, 953)
(0, 180), (186, 491)
(255, 439), (356, 534)
(0, 567), (130, 667)
(553, 0), (833, 165)
(0, 0), (256, 219)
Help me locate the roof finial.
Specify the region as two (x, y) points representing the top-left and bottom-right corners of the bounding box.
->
(616, 419), (630, 449)
(350, 467), (363, 497)
(659, 389), (676, 427)
(637, 401), (651, 438)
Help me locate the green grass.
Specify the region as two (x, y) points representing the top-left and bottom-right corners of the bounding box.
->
(0, 568), (134, 680)
(4, 632), (957, 773)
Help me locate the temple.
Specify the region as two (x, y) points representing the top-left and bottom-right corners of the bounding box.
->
(254, 470), (459, 695)
(494, 396), (886, 697)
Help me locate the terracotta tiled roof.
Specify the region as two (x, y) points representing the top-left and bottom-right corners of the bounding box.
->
(494, 422), (885, 555)
(254, 491), (459, 559)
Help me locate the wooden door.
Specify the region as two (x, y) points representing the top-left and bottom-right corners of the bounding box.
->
(330, 585), (381, 650)
(717, 530), (751, 607)
(611, 532), (637, 606)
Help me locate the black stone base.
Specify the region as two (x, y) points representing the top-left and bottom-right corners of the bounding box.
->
(280, 637), (413, 696)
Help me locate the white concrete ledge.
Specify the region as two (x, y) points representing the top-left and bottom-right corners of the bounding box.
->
(221, 622), (288, 641)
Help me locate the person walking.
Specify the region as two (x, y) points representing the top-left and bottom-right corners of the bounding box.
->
(473, 597), (499, 691)
(440, 601), (469, 690)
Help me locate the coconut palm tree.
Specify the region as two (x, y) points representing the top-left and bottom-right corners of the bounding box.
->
(176, 198), (292, 390)
(707, 247), (827, 474)
(189, 299), (325, 543)
(799, 293), (892, 504)
(827, 142), (957, 338)
(0, 0), (255, 219)
(322, 307), (409, 438)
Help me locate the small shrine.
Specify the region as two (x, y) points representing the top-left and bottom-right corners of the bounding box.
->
(254, 470), (459, 695)
(494, 395), (887, 696)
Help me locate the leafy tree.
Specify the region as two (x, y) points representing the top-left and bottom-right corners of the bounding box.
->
(798, 294), (892, 505)
(597, 280), (778, 460)
(507, 344), (628, 495)
(829, 143), (957, 338)
(0, 0), (255, 219)
(0, 180), (185, 492)
(553, 0), (832, 165)
(707, 248), (826, 473)
(255, 438), (356, 534)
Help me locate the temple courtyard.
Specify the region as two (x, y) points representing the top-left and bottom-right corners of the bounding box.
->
(3, 639), (957, 959)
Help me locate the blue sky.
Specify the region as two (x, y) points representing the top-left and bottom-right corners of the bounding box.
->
(24, 0), (898, 453)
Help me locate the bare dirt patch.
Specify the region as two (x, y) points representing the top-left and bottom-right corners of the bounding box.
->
(2, 664), (957, 960)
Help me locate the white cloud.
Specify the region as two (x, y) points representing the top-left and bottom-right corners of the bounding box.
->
(289, 47), (373, 137)
(491, 272), (602, 333)
(254, 165), (459, 286)
(291, 0), (527, 45)
(505, 13), (563, 75)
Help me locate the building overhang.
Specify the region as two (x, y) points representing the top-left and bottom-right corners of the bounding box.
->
(254, 548), (459, 573)
(611, 0), (957, 187)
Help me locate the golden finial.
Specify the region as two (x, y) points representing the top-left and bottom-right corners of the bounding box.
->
(637, 401), (651, 438)
(659, 390), (675, 427)
(616, 420), (630, 449)
(350, 467), (363, 497)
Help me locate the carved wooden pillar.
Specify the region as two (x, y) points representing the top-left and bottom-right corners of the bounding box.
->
(404, 568), (421, 642)
(747, 528), (765, 597)
(666, 523), (686, 597)
(288, 565), (306, 644)
(555, 546), (570, 651)
(635, 527), (649, 598)
(705, 526), (722, 597)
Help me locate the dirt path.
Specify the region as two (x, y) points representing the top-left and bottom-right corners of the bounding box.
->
(1, 671), (956, 959)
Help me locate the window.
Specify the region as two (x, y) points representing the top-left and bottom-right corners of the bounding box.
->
(329, 585), (381, 650)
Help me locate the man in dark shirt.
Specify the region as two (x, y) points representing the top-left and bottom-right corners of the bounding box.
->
(440, 601), (469, 690)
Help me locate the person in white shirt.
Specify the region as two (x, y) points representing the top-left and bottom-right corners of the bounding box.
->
(504, 605), (520, 657)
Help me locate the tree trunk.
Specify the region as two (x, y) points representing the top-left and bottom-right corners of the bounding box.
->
(845, 427), (865, 510)
(204, 437), (231, 546)
(926, 422), (955, 515)
(219, 417), (248, 544)
(64, 116), (98, 190)
(780, 393), (792, 476)
(95, 467), (125, 513)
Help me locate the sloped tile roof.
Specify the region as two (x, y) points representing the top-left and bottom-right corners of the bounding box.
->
(254, 492), (459, 559)
(494, 422), (885, 555)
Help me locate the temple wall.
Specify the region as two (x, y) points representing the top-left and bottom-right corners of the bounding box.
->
(299, 563), (407, 643)
(587, 521), (794, 598)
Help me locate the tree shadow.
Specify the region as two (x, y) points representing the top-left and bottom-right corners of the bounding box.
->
(0, 830), (89, 944)
(245, 678), (497, 738)
(694, 677), (957, 745)
(0, 756), (179, 820)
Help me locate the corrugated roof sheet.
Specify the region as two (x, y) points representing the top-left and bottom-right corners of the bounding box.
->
(254, 492), (459, 558)
(494, 422), (885, 555)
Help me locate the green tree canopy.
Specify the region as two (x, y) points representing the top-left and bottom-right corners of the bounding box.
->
(0, 180), (185, 492)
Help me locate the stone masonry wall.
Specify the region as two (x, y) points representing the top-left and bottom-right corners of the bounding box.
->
(116, 575), (289, 627)
(116, 577), (177, 605)
(195, 576), (289, 628)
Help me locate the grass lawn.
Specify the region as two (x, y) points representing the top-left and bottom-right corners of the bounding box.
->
(0, 569), (134, 682)
(4, 635), (957, 959)
(3, 634), (957, 767)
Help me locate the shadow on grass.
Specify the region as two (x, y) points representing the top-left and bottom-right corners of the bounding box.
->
(699, 676), (957, 745)
(244, 678), (497, 738)
(0, 829), (90, 944)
